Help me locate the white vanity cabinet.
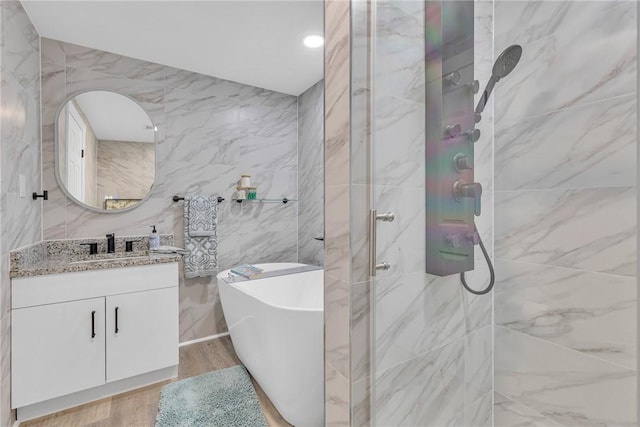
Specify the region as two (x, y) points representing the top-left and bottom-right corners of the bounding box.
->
(105, 287), (178, 382)
(11, 262), (179, 421)
(12, 297), (106, 407)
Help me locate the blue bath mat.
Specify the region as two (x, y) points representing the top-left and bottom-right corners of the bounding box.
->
(155, 365), (269, 427)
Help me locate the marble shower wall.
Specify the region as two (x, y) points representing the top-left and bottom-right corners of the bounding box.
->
(298, 79), (324, 266)
(41, 38), (299, 342)
(493, 1), (638, 425)
(0, 2), (42, 426)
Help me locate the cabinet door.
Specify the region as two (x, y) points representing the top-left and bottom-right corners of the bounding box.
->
(106, 287), (178, 383)
(12, 297), (105, 408)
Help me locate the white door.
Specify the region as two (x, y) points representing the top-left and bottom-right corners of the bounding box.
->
(12, 297), (106, 408)
(106, 287), (179, 383)
(66, 102), (86, 202)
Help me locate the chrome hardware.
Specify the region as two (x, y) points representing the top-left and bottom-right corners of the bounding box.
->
(376, 212), (395, 222)
(444, 73), (478, 94)
(375, 262), (391, 271)
(453, 153), (472, 171)
(369, 210), (377, 276)
(447, 126), (479, 142)
(476, 45), (523, 116)
(462, 128), (481, 143)
(444, 71), (461, 86)
(467, 80), (480, 94)
(446, 234), (462, 249)
(446, 124), (462, 138)
(467, 231), (480, 245)
(453, 180), (483, 216)
(369, 209), (394, 276)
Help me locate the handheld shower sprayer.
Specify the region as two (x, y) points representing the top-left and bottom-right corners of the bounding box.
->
(461, 44), (522, 296)
(474, 45), (523, 121)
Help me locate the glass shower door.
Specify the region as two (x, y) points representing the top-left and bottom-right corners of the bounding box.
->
(368, 1), (491, 425)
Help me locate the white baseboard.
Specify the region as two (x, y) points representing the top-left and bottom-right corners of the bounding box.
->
(15, 366), (177, 423)
(178, 332), (230, 347)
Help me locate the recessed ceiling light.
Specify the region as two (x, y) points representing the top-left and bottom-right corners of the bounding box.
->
(303, 35), (324, 48)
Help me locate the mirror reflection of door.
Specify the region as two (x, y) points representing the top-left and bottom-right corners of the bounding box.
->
(66, 102), (86, 203)
(56, 91), (156, 212)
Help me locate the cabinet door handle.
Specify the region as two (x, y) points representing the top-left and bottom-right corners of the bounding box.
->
(91, 310), (96, 339)
(115, 307), (119, 334)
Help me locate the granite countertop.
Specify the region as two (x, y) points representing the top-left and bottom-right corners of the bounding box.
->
(10, 252), (182, 278)
(10, 235), (182, 278)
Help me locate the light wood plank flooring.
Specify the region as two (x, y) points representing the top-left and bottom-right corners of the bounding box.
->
(21, 336), (292, 427)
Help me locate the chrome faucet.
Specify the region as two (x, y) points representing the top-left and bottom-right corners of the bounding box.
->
(106, 233), (115, 253)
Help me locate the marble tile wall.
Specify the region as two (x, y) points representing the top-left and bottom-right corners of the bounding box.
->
(298, 79), (324, 266)
(0, 2), (42, 426)
(96, 140), (155, 204)
(493, 1), (638, 425)
(40, 38), (300, 342)
(324, 0), (351, 424)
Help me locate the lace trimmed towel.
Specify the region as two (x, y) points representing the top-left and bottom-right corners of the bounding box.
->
(183, 195), (218, 278)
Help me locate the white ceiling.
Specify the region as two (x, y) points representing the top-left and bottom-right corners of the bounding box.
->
(22, 0), (324, 96)
(75, 91), (156, 142)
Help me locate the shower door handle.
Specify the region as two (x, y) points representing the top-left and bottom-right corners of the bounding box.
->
(369, 209), (395, 276)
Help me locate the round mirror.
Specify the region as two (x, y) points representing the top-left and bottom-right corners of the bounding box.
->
(55, 91), (157, 212)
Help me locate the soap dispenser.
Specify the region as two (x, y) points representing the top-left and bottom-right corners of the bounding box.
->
(149, 225), (160, 250)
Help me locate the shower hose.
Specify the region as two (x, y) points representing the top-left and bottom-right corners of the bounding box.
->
(459, 224), (495, 295)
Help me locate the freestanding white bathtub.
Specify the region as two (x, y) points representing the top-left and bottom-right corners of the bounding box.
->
(217, 263), (324, 427)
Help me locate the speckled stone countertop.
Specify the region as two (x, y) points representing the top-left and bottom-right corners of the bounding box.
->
(10, 235), (182, 278)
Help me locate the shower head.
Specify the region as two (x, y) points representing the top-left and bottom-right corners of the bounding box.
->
(475, 44), (523, 116)
(492, 45), (523, 81)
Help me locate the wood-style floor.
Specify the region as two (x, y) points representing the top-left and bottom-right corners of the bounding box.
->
(21, 336), (292, 427)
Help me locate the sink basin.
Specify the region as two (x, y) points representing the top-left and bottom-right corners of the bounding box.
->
(70, 256), (148, 265)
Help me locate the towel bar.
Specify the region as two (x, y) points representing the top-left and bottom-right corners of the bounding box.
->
(173, 195), (225, 203)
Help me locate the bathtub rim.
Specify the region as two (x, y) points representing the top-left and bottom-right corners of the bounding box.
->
(217, 262), (324, 313)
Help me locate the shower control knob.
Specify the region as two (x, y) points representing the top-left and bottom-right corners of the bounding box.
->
(446, 124), (462, 138)
(463, 129), (481, 143)
(467, 231), (480, 245)
(446, 234), (462, 249)
(474, 113), (482, 124)
(444, 71), (461, 86)
(465, 80), (480, 94)
(453, 180), (483, 216)
(453, 153), (473, 171)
